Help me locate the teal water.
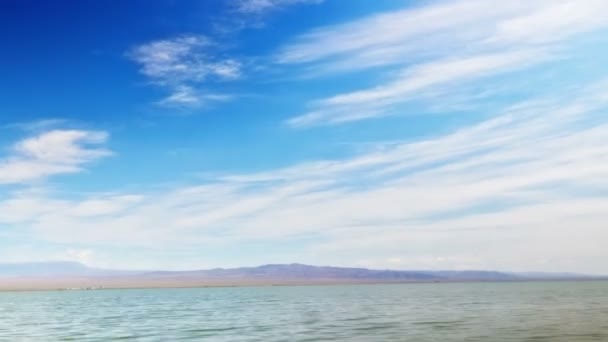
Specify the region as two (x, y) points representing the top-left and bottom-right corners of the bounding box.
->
(0, 282), (607, 341)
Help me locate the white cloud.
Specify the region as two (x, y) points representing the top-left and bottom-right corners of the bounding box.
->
(0, 245), (98, 267)
(277, 0), (608, 68)
(71, 195), (143, 217)
(3, 119), (69, 132)
(0, 130), (111, 185)
(288, 49), (549, 126)
(4, 1), (608, 273)
(235, 0), (322, 14)
(158, 85), (233, 107)
(4, 83), (608, 272)
(488, 0), (608, 45)
(277, 0), (516, 65)
(277, 0), (608, 126)
(59, 249), (94, 265)
(157, 85), (233, 107)
(159, 85), (202, 106)
(128, 35), (240, 107)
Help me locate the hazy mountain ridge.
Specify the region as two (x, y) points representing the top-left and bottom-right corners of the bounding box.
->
(143, 264), (441, 281)
(1, 262), (602, 282)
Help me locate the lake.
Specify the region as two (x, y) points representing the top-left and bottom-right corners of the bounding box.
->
(0, 281), (607, 341)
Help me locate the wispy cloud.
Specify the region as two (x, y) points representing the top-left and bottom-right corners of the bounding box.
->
(128, 35), (240, 107)
(279, 0), (608, 126)
(277, 0), (608, 68)
(208, 0), (325, 36)
(235, 0), (323, 14)
(156, 85), (234, 108)
(3, 119), (70, 132)
(0, 130), (111, 185)
(128, 0), (324, 107)
(288, 49), (549, 126)
(4, 82), (608, 272)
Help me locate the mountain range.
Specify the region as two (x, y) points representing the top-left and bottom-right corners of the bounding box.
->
(0, 262), (603, 291)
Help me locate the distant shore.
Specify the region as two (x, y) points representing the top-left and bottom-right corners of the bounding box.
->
(0, 277), (426, 292)
(2, 277), (607, 293)
(2, 262), (605, 292)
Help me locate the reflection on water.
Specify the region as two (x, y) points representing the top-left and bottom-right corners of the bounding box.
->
(0, 281), (607, 341)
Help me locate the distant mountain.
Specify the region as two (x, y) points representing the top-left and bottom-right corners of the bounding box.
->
(145, 264), (519, 281)
(0, 262), (603, 291)
(144, 263), (443, 281)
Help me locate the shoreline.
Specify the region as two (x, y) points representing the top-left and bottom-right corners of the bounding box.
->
(1, 278), (606, 293)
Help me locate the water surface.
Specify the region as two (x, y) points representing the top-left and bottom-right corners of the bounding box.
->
(0, 281), (607, 341)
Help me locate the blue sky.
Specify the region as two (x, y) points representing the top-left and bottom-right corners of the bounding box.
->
(2, 0), (608, 273)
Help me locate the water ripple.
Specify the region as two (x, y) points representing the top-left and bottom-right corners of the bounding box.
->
(0, 281), (607, 341)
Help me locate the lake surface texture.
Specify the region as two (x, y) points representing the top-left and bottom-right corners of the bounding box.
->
(0, 281), (607, 341)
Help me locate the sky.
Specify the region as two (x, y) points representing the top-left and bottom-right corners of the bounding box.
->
(1, 0), (608, 273)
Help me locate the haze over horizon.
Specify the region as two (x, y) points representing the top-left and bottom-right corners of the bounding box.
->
(2, 0), (608, 274)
